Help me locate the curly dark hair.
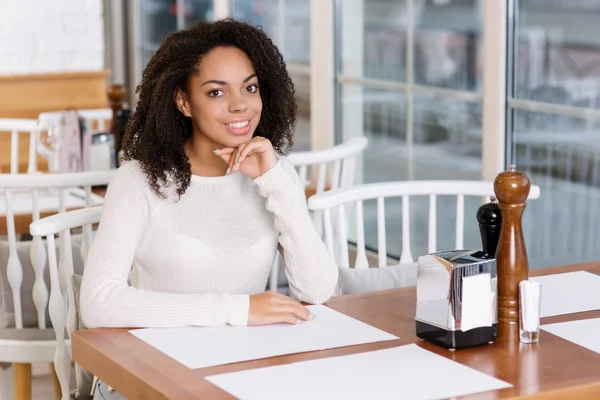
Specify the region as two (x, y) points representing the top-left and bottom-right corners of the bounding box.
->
(121, 18), (297, 198)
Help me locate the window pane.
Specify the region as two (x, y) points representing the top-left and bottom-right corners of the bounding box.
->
(413, 95), (482, 180)
(140, 0), (178, 68)
(515, 0), (600, 107)
(510, 1), (600, 269)
(339, 0), (481, 89)
(341, 90), (481, 182)
(284, 0), (310, 65)
(283, 0), (311, 150)
(338, 0), (408, 81)
(184, 0), (214, 27)
(415, 0), (482, 91)
(139, 1), (213, 77)
(232, 0), (280, 46)
(340, 88), (482, 183)
(513, 110), (600, 268)
(231, 0), (309, 65)
(340, 85), (482, 259)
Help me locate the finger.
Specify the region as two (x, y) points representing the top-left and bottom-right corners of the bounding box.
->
(276, 303), (311, 321)
(227, 147), (240, 175)
(217, 153), (232, 165)
(213, 147), (234, 155)
(230, 143), (247, 174)
(232, 140), (254, 173)
(271, 313), (300, 325)
(271, 293), (309, 311)
(214, 148), (234, 166)
(238, 139), (269, 163)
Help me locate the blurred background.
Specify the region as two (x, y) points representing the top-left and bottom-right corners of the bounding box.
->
(3, 0), (600, 269)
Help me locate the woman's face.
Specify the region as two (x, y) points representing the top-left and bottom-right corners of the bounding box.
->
(176, 46), (263, 149)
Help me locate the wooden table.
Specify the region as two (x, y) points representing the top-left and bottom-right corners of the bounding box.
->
(72, 263), (600, 399)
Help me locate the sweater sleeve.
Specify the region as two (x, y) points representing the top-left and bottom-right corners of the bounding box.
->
(253, 158), (338, 304)
(79, 161), (249, 329)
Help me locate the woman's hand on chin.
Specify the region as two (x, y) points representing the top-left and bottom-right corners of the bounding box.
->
(214, 136), (278, 179)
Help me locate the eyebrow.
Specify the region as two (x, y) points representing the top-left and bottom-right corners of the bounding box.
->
(201, 73), (257, 87)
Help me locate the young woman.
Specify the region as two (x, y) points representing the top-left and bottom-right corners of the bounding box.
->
(80, 18), (338, 332)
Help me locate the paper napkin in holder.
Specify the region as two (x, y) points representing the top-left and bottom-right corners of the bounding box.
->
(415, 250), (498, 350)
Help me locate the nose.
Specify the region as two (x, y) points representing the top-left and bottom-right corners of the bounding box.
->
(229, 92), (248, 113)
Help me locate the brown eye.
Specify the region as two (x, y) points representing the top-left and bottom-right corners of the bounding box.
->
(208, 89), (224, 97)
(246, 84), (259, 93)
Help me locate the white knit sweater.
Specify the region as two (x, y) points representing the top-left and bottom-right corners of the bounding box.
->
(80, 158), (338, 328)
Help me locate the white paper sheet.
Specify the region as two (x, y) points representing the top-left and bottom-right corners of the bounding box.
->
(461, 273), (495, 332)
(531, 271), (600, 317)
(542, 318), (600, 355)
(130, 305), (397, 369)
(206, 344), (512, 400)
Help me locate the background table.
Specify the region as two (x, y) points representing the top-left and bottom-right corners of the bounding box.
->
(72, 262), (600, 399)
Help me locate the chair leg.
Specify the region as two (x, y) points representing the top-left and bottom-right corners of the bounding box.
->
(50, 364), (61, 400)
(13, 363), (31, 400)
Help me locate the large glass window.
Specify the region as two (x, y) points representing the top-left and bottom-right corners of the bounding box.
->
(336, 0), (483, 259)
(508, 0), (600, 268)
(127, 0), (600, 268)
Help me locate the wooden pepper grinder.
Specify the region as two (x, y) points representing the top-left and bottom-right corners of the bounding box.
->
(107, 84), (128, 155)
(493, 164), (531, 340)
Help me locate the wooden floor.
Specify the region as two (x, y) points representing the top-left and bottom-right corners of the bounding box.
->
(1, 363), (75, 400)
(32, 364), (62, 400)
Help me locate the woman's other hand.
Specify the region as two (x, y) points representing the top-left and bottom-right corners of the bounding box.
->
(248, 290), (313, 326)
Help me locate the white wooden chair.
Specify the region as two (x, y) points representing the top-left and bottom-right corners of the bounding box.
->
(307, 180), (541, 294)
(29, 206), (103, 400)
(0, 171), (114, 400)
(269, 137), (369, 291)
(0, 119), (40, 174)
(287, 136), (368, 194)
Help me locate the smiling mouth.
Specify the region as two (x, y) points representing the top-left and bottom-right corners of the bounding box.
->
(227, 120), (249, 129)
(224, 119), (252, 135)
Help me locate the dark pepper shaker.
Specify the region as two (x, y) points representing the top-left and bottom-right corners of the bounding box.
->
(476, 196), (502, 257)
(116, 103), (132, 143)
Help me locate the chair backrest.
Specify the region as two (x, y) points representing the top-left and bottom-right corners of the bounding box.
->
(0, 170), (114, 333)
(0, 118), (40, 174)
(29, 205), (103, 399)
(307, 180), (541, 270)
(287, 137), (369, 195)
(268, 138), (369, 291)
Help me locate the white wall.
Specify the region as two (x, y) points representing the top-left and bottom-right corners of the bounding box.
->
(0, 0), (105, 75)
